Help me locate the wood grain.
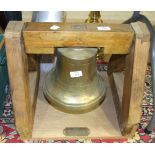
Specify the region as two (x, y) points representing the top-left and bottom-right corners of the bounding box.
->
(23, 22), (134, 54)
(4, 21), (32, 139)
(121, 22), (150, 136)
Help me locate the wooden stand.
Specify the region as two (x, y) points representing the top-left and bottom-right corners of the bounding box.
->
(4, 21), (150, 139)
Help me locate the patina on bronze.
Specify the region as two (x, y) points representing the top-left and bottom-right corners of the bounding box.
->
(43, 47), (106, 113)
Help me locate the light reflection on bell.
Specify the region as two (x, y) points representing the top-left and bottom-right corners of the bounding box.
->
(43, 47), (106, 113)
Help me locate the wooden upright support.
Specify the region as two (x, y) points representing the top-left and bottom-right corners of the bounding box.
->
(121, 22), (150, 135)
(108, 22), (150, 136)
(5, 21), (32, 139)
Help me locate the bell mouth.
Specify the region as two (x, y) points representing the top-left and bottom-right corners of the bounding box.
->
(43, 94), (106, 114)
(43, 68), (106, 114)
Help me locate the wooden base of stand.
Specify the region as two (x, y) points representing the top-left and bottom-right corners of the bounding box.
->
(31, 70), (123, 139)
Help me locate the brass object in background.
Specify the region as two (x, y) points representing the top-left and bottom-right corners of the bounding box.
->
(85, 11), (104, 62)
(43, 47), (106, 113)
(85, 11), (103, 23)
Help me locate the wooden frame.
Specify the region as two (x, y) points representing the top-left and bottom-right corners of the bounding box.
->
(4, 21), (150, 139)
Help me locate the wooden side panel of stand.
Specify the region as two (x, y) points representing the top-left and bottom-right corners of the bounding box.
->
(121, 22), (150, 136)
(108, 54), (126, 126)
(4, 21), (33, 139)
(108, 54), (126, 75)
(29, 71), (40, 128)
(108, 21), (150, 137)
(23, 22), (134, 54)
(108, 72), (124, 125)
(28, 55), (39, 71)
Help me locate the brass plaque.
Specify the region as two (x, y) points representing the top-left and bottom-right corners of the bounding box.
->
(63, 127), (90, 136)
(71, 24), (87, 31)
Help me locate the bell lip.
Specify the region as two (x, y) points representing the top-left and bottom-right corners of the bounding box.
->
(43, 91), (106, 114)
(42, 68), (106, 114)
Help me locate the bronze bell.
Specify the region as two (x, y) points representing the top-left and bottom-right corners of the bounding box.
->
(43, 47), (106, 113)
